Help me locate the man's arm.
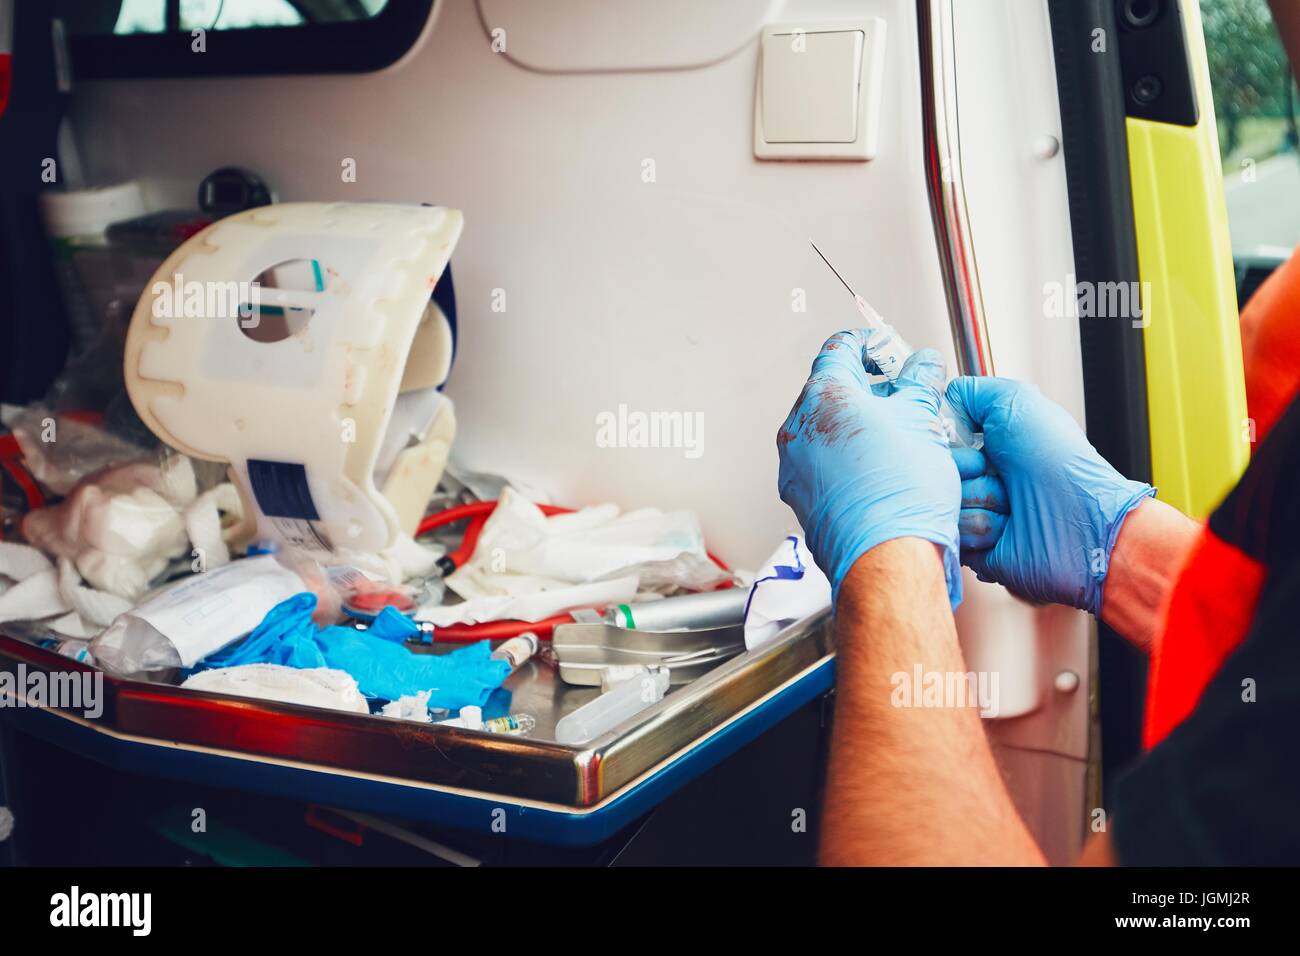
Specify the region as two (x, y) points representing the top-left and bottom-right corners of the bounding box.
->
(820, 538), (1046, 866)
(1099, 498), (1200, 654)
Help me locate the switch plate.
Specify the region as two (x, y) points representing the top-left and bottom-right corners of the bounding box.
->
(754, 18), (886, 160)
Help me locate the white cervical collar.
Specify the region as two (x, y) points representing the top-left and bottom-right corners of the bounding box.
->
(124, 202), (463, 555)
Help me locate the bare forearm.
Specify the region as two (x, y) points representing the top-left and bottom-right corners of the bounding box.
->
(1099, 498), (1199, 653)
(819, 538), (1045, 866)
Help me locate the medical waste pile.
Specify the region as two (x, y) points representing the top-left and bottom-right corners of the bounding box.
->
(0, 404), (832, 732)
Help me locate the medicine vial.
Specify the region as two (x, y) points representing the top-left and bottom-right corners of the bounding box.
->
(490, 632), (539, 670)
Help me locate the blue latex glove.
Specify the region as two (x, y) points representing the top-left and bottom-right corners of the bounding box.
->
(315, 628), (509, 706)
(202, 593), (511, 709)
(777, 331), (962, 608)
(945, 377), (1155, 616)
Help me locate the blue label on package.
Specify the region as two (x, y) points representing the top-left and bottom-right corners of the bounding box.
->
(247, 459), (321, 521)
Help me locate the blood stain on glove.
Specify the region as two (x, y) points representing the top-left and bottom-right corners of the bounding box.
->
(806, 383), (862, 445)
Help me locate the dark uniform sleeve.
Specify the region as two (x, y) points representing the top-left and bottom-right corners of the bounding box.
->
(1112, 390), (1300, 865)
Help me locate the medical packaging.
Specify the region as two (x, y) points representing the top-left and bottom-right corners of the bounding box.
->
(90, 555), (305, 674)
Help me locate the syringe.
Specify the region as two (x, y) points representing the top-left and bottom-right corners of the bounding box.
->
(810, 241), (978, 448)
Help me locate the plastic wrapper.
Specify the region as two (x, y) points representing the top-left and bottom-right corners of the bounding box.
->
(5, 404), (155, 497)
(90, 555), (305, 674)
(265, 535), (446, 627)
(452, 489), (727, 589)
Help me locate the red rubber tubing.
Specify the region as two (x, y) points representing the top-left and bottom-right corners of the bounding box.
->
(416, 500), (573, 536)
(418, 501), (572, 568)
(427, 613), (578, 643)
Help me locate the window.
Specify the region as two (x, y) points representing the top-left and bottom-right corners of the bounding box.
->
(110, 1), (309, 34)
(1202, 0), (1298, 255)
(58, 0), (433, 78)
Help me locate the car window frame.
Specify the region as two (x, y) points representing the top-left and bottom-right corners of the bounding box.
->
(66, 0), (435, 79)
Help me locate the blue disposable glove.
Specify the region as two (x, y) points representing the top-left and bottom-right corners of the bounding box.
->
(945, 377), (1155, 616)
(777, 331), (962, 608)
(202, 593), (511, 708)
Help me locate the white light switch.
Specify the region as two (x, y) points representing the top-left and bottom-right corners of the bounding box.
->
(762, 29), (862, 143)
(754, 19), (886, 161)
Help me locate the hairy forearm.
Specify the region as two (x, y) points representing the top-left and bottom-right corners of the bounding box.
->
(1099, 498), (1200, 653)
(819, 538), (1045, 866)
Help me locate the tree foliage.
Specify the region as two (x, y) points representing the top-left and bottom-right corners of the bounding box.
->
(1202, 0), (1291, 155)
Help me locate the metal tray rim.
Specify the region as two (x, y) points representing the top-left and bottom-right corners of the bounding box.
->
(0, 610), (833, 807)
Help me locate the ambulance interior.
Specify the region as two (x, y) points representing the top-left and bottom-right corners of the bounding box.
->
(0, 0), (1259, 865)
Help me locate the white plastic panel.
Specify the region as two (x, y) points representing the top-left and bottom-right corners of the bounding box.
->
(476, 0), (783, 72)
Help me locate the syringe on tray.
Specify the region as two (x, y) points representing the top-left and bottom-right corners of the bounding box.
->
(811, 240), (979, 448)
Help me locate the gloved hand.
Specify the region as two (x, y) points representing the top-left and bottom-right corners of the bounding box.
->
(777, 331), (962, 608)
(945, 377), (1155, 615)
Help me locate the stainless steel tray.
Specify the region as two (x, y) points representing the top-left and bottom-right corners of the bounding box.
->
(550, 620), (747, 686)
(0, 611), (832, 809)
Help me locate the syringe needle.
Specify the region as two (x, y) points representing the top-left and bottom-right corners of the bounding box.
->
(810, 239), (885, 328)
(809, 240), (857, 299)
(810, 239), (978, 448)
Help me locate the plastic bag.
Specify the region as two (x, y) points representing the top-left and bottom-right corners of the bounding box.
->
(90, 555), (305, 674)
(446, 488), (730, 603)
(5, 404), (154, 496)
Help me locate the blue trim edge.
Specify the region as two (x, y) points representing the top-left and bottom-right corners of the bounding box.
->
(0, 659), (833, 847)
